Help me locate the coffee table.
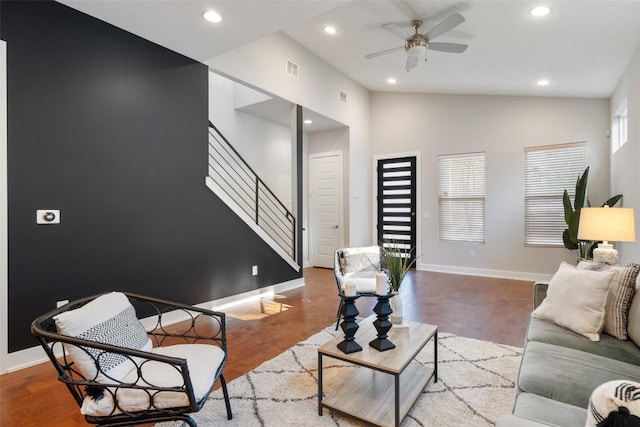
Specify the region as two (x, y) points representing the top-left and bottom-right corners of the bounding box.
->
(317, 315), (438, 426)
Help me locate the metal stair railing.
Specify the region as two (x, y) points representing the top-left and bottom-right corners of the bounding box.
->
(207, 122), (296, 262)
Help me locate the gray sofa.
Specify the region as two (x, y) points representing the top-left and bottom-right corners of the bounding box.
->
(497, 280), (640, 427)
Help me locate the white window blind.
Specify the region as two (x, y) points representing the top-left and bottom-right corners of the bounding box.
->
(524, 142), (586, 246)
(438, 152), (485, 243)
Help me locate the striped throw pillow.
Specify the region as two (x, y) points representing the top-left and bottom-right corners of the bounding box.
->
(578, 260), (640, 340)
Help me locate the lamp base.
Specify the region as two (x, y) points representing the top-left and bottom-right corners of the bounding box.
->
(593, 243), (618, 265)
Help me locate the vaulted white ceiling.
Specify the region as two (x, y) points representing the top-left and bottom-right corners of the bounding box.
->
(60, 0), (640, 98)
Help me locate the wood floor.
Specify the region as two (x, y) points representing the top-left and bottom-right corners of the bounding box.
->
(0, 267), (534, 426)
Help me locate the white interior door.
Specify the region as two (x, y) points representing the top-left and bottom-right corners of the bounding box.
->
(309, 152), (343, 268)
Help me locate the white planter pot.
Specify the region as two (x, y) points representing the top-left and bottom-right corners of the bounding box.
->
(390, 292), (403, 325)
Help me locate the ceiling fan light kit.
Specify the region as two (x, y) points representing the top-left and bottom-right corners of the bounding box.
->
(365, 13), (468, 71)
(406, 41), (427, 57)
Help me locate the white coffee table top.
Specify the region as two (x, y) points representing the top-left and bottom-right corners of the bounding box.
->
(318, 314), (437, 374)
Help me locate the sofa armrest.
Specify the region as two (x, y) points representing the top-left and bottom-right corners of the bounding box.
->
(533, 282), (549, 309)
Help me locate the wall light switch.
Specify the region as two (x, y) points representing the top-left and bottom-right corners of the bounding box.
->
(252, 265), (258, 276)
(37, 209), (60, 224)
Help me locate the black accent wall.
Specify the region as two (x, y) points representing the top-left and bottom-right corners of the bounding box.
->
(2, 0), (300, 352)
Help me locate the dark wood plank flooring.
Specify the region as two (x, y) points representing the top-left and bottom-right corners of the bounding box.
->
(0, 267), (533, 426)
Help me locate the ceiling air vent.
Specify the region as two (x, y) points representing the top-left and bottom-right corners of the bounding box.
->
(339, 91), (347, 103)
(286, 60), (298, 77)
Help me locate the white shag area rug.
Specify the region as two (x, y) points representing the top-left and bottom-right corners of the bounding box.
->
(157, 325), (522, 427)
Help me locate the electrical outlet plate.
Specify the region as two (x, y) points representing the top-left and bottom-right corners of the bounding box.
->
(252, 265), (258, 276)
(37, 209), (60, 224)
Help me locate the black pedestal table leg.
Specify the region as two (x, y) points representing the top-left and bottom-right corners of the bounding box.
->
(369, 293), (395, 351)
(337, 295), (362, 354)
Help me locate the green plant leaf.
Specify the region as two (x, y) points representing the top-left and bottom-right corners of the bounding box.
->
(379, 239), (420, 292)
(563, 229), (578, 250)
(563, 190), (573, 225)
(568, 210), (581, 244)
(574, 167), (589, 210)
(603, 194), (623, 207)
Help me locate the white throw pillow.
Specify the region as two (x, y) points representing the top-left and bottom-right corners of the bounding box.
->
(585, 380), (640, 426)
(54, 292), (152, 383)
(343, 246), (380, 274)
(577, 260), (640, 340)
(532, 262), (616, 341)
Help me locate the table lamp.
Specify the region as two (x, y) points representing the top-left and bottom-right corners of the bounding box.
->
(577, 206), (636, 264)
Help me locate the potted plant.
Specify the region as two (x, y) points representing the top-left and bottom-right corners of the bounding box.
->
(562, 167), (622, 259)
(380, 240), (420, 325)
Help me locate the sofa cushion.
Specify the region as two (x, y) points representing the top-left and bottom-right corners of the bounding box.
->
(518, 341), (640, 408)
(512, 393), (586, 427)
(526, 317), (640, 365)
(79, 343), (224, 417)
(495, 414), (556, 427)
(577, 260), (640, 340)
(629, 281), (640, 347)
(341, 271), (377, 293)
(531, 262), (615, 341)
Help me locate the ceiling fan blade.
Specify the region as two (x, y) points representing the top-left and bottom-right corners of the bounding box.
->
(383, 23), (411, 40)
(425, 13), (465, 41)
(405, 55), (419, 71)
(365, 46), (404, 59)
(427, 42), (468, 53)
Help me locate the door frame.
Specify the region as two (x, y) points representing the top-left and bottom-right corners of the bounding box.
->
(1, 40), (8, 374)
(308, 150), (344, 268)
(372, 151), (422, 269)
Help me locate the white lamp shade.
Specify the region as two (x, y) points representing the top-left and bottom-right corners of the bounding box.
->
(577, 207), (636, 242)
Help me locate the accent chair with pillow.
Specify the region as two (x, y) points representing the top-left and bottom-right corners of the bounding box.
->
(31, 291), (232, 427)
(334, 246), (385, 329)
(497, 261), (640, 427)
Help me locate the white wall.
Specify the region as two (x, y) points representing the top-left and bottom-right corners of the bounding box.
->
(610, 44), (640, 264)
(371, 92), (610, 279)
(207, 32), (371, 247)
(208, 72), (294, 208)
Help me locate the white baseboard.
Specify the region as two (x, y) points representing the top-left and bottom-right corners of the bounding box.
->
(3, 278), (305, 374)
(418, 262), (553, 283)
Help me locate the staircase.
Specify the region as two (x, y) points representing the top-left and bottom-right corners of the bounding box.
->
(205, 122), (299, 271)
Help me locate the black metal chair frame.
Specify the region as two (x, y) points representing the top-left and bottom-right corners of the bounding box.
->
(31, 292), (232, 427)
(334, 247), (386, 330)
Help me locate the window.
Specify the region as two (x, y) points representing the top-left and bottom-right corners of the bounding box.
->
(438, 152), (485, 243)
(612, 98), (628, 153)
(524, 142), (586, 246)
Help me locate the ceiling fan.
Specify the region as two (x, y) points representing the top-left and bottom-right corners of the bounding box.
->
(365, 13), (468, 71)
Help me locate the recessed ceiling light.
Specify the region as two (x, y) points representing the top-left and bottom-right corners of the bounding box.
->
(203, 10), (222, 23)
(324, 26), (337, 35)
(530, 6), (550, 17)
(304, 119), (313, 124)
(387, 78), (397, 84)
(537, 79), (550, 86)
